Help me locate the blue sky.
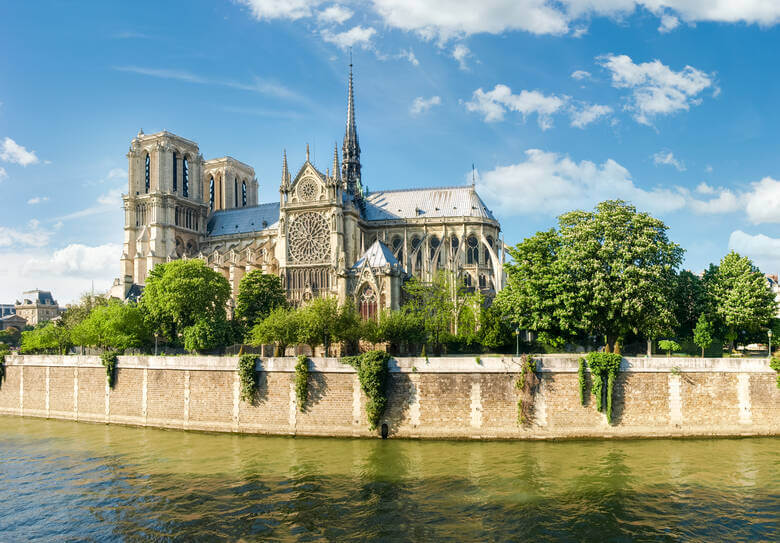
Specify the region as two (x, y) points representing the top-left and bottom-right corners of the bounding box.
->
(3, 1), (780, 303)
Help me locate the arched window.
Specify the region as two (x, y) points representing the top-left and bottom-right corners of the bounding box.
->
(242, 180), (247, 207)
(451, 235), (459, 256)
(411, 236), (422, 270)
(391, 236), (403, 263)
(464, 273), (472, 287)
(467, 235), (479, 264)
(479, 274), (486, 288)
(172, 152), (178, 192)
(234, 178), (238, 208)
(182, 157), (189, 197)
(485, 236), (494, 268)
(429, 236), (441, 268)
(209, 176), (214, 211)
(359, 285), (378, 321)
(144, 153), (150, 193)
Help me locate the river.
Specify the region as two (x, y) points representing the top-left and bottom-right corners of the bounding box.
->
(0, 416), (777, 541)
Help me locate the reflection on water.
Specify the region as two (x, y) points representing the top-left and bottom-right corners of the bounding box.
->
(0, 416), (778, 541)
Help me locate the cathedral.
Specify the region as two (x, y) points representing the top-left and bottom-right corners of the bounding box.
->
(111, 67), (504, 316)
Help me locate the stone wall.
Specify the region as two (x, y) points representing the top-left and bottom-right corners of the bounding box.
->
(0, 355), (777, 439)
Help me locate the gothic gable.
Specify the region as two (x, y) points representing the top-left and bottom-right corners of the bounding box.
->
(290, 162), (327, 204)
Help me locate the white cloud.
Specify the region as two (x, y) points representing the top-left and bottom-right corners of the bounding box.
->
(0, 219), (52, 248)
(728, 231), (780, 274)
(569, 103), (612, 128)
(452, 44), (471, 70)
(571, 70), (592, 80)
(652, 150), (686, 171)
(0, 167), (6, 181)
(658, 13), (680, 33)
(27, 196), (49, 205)
(465, 85), (567, 128)
(688, 189), (742, 214)
(696, 182), (715, 195)
(743, 177), (780, 224)
(317, 4), (353, 24)
(410, 95), (442, 115)
(598, 54), (716, 125)
(397, 48), (419, 65)
(238, 0), (321, 20)
(57, 188), (124, 221)
(24, 243), (121, 279)
(477, 148), (686, 216)
(322, 25), (377, 49)
(1, 137), (39, 166)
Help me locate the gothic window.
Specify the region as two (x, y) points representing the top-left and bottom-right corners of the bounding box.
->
(144, 153), (150, 193)
(359, 285), (378, 321)
(287, 212), (331, 263)
(182, 157), (189, 197)
(479, 274), (486, 288)
(467, 235), (479, 264)
(242, 180), (247, 207)
(391, 236), (403, 263)
(430, 236), (441, 267)
(464, 273), (472, 287)
(174, 206), (179, 226)
(186, 241), (196, 256)
(485, 236), (494, 268)
(411, 236), (422, 270)
(172, 152), (178, 192)
(234, 177), (238, 207)
(209, 176), (214, 211)
(298, 177), (317, 201)
(451, 235), (459, 255)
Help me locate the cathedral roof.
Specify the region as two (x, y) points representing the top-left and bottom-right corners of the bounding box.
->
(362, 186), (496, 222)
(352, 240), (401, 270)
(207, 203), (280, 237)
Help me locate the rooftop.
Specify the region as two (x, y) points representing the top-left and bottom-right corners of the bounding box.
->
(363, 186), (496, 221)
(207, 203), (280, 237)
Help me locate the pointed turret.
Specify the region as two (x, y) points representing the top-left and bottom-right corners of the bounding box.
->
(341, 61), (362, 199)
(281, 149), (290, 190)
(332, 142), (340, 183)
(306, 143), (310, 162)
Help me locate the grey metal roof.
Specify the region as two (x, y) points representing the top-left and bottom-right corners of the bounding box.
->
(363, 186), (496, 221)
(20, 290), (57, 306)
(207, 203), (280, 237)
(352, 240), (401, 270)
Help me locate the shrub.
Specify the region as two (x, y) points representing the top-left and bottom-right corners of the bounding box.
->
(0, 342), (8, 388)
(238, 354), (259, 403)
(343, 350), (390, 431)
(770, 358), (780, 389)
(295, 355), (309, 411)
(516, 355), (539, 424)
(101, 351), (118, 388)
(585, 352), (621, 423)
(658, 339), (681, 357)
(578, 357), (586, 405)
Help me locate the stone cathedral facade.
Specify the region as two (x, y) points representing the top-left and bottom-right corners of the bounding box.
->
(111, 68), (504, 316)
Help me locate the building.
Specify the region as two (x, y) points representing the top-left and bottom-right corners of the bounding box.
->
(111, 66), (504, 313)
(0, 314), (27, 331)
(14, 290), (60, 326)
(765, 274), (780, 318)
(0, 304), (15, 318)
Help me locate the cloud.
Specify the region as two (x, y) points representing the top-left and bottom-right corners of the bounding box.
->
(0, 219), (52, 248)
(0, 167), (6, 181)
(238, 0), (321, 20)
(317, 4), (353, 24)
(56, 188), (124, 222)
(653, 150), (686, 171)
(598, 54), (716, 125)
(728, 231), (780, 273)
(465, 85), (567, 128)
(23, 243), (121, 279)
(569, 103), (612, 128)
(321, 25), (377, 49)
(27, 196), (49, 205)
(688, 189), (741, 214)
(452, 44), (471, 70)
(114, 66), (302, 101)
(743, 177), (780, 224)
(658, 13), (680, 33)
(477, 148), (686, 216)
(397, 48), (419, 65)
(571, 70), (591, 80)
(1, 137), (39, 166)
(410, 95), (442, 115)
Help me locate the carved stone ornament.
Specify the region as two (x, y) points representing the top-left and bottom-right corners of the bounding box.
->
(288, 212), (330, 263)
(297, 177), (318, 202)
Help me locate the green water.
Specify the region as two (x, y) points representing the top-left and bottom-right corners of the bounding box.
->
(0, 416), (777, 541)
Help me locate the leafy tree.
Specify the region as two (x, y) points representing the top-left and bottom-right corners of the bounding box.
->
(673, 270), (705, 339)
(0, 327), (21, 348)
(235, 271), (288, 329)
(375, 309), (425, 354)
(707, 251), (776, 350)
(20, 322), (71, 354)
(250, 306), (300, 355)
(139, 260), (231, 345)
(658, 339), (681, 357)
(70, 300), (150, 352)
(60, 292), (109, 331)
(334, 299), (364, 355)
(182, 318), (231, 352)
(297, 297), (340, 355)
(478, 303), (515, 352)
(693, 313), (715, 357)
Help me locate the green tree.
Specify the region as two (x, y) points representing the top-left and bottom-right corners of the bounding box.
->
(333, 299), (364, 355)
(297, 297), (340, 355)
(693, 313), (715, 357)
(250, 306), (301, 355)
(60, 292), (109, 331)
(139, 260), (231, 345)
(182, 318), (231, 352)
(70, 300), (150, 352)
(0, 327), (21, 348)
(658, 339), (681, 357)
(707, 251), (776, 350)
(375, 309), (425, 354)
(20, 322), (71, 354)
(673, 270), (705, 339)
(235, 271), (288, 330)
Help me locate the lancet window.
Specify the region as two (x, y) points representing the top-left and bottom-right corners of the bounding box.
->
(182, 157), (189, 197)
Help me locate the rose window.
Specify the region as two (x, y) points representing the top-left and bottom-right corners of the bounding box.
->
(298, 178), (317, 202)
(288, 212), (330, 263)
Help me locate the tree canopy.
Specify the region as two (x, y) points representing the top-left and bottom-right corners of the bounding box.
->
(235, 271), (288, 329)
(70, 300), (150, 352)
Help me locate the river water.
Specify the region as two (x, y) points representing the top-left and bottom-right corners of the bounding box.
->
(0, 416), (777, 541)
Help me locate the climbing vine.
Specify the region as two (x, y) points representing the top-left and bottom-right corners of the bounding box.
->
(578, 357), (586, 405)
(770, 357), (780, 389)
(0, 344), (8, 389)
(516, 354), (540, 425)
(295, 355), (309, 412)
(238, 354), (260, 403)
(585, 352), (621, 423)
(342, 350), (390, 431)
(100, 351), (118, 389)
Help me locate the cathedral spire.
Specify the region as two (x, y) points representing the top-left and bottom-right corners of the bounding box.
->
(332, 142), (340, 182)
(341, 59), (362, 199)
(281, 149), (290, 188)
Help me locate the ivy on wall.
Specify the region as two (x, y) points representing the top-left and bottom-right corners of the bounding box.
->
(0, 346), (7, 389)
(238, 354), (260, 403)
(578, 358), (587, 405)
(585, 352), (621, 423)
(100, 351), (118, 389)
(343, 350), (390, 431)
(770, 358), (780, 389)
(516, 354), (539, 425)
(295, 355), (309, 412)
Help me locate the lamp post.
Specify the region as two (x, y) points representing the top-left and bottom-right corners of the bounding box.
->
(515, 326), (520, 358)
(154, 333), (159, 356)
(768, 329), (772, 359)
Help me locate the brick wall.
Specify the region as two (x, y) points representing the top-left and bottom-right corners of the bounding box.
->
(0, 355), (777, 440)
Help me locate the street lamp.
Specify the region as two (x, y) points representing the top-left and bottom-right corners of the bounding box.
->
(515, 326), (520, 358)
(768, 329), (773, 359)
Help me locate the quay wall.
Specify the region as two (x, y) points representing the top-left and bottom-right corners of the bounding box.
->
(0, 355), (777, 439)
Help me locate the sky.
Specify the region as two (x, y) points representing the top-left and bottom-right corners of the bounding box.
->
(3, 1), (780, 304)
